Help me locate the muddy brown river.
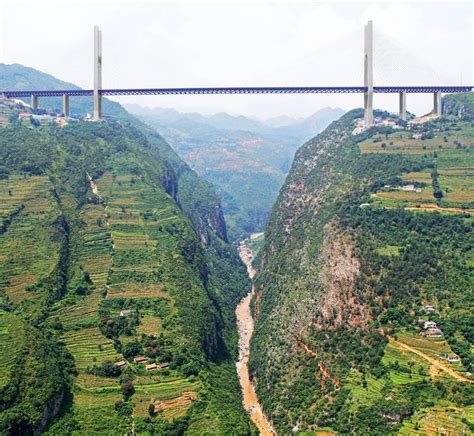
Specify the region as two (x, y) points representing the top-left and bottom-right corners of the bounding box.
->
(236, 241), (274, 435)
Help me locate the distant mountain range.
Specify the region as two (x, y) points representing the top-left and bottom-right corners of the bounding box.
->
(126, 104), (345, 240)
(126, 104), (344, 143)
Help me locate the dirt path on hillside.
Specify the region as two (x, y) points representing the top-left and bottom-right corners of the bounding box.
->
(236, 241), (274, 435)
(388, 336), (473, 384)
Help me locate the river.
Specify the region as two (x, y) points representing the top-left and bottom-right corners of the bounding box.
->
(236, 240), (274, 435)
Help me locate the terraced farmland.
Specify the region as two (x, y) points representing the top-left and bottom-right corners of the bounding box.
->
(359, 124), (474, 155)
(62, 327), (120, 370)
(0, 175), (62, 303)
(0, 311), (25, 389)
(399, 404), (473, 435)
(359, 121), (474, 214)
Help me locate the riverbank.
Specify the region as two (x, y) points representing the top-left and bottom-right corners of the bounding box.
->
(236, 240), (274, 435)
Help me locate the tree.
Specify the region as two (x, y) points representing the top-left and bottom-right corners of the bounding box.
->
(95, 360), (121, 377)
(148, 403), (156, 417)
(121, 381), (135, 399)
(122, 340), (142, 359)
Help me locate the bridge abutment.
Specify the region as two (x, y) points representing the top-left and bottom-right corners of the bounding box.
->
(433, 91), (442, 116)
(399, 91), (407, 121)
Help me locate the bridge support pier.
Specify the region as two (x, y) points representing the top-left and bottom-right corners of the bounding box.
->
(31, 95), (38, 110)
(93, 25), (102, 120)
(63, 94), (70, 117)
(399, 91), (407, 121)
(432, 91), (442, 116)
(364, 20), (374, 127)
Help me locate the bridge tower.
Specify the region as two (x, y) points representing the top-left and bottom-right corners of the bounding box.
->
(364, 20), (374, 127)
(93, 25), (102, 120)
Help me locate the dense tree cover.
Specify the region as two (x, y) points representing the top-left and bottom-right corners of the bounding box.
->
(0, 317), (76, 434)
(251, 100), (474, 433)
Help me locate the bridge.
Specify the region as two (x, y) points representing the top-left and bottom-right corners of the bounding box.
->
(1, 22), (472, 126)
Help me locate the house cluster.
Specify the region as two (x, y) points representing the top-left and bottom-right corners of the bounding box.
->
(422, 305), (436, 314)
(399, 184), (422, 193)
(351, 116), (403, 136)
(382, 184), (421, 193)
(18, 111), (69, 127)
(438, 353), (460, 363)
(114, 357), (170, 371)
(419, 320), (443, 338)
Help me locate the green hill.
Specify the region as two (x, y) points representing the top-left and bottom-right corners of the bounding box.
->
(0, 67), (254, 435)
(0, 63), (127, 119)
(251, 95), (474, 434)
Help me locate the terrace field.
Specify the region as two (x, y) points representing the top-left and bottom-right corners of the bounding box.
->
(0, 311), (25, 389)
(0, 175), (63, 304)
(359, 120), (474, 214)
(49, 170), (205, 432)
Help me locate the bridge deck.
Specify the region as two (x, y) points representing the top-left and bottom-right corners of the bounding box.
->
(1, 86), (472, 98)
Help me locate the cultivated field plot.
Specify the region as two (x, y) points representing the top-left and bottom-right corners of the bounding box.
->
(360, 124), (474, 213)
(61, 327), (120, 370)
(132, 376), (200, 418)
(399, 404), (473, 435)
(71, 389), (131, 435)
(136, 315), (162, 336)
(359, 126), (474, 155)
(347, 341), (430, 411)
(0, 176), (62, 304)
(56, 201), (112, 330)
(439, 169), (474, 205)
(395, 332), (467, 374)
(397, 332), (453, 356)
(0, 311), (24, 389)
(382, 341), (430, 384)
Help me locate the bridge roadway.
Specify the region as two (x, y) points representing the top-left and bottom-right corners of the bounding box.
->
(2, 86), (473, 98)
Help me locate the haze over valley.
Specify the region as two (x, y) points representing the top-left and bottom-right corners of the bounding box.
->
(126, 104), (344, 240)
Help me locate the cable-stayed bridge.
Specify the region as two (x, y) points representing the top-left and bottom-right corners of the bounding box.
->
(1, 22), (472, 126)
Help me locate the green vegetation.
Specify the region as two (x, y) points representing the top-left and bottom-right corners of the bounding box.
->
(251, 95), (474, 434)
(0, 85), (253, 434)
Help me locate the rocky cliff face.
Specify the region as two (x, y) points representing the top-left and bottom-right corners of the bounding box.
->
(252, 110), (363, 352)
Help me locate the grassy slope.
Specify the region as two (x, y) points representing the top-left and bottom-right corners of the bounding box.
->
(0, 116), (252, 434)
(251, 97), (474, 434)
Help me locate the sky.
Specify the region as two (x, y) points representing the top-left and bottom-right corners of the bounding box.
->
(0, 0), (472, 119)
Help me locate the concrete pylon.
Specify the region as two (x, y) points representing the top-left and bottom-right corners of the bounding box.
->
(93, 25), (102, 120)
(433, 91), (442, 116)
(31, 95), (38, 110)
(364, 20), (374, 127)
(63, 94), (70, 117)
(399, 91), (407, 121)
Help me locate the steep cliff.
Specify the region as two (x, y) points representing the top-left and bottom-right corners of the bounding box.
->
(251, 103), (474, 434)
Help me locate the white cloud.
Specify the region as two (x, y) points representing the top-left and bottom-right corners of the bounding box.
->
(1, 0), (472, 117)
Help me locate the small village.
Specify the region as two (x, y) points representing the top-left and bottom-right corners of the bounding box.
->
(113, 358), (170, 372)
(0, 95), (102, 129)
(417, 305), (460, 364)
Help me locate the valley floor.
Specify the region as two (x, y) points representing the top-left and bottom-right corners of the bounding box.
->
(236, 240), (274, 435)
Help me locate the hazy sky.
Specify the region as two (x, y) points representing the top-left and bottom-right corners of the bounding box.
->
(0, 0), (472, 118)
